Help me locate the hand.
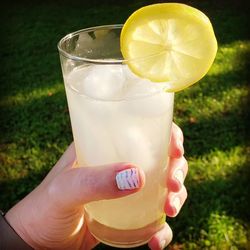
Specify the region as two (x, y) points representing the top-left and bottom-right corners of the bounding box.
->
(5, 123), (188, 250)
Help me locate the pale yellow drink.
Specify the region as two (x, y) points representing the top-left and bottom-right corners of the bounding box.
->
(64, 63), (174, 247)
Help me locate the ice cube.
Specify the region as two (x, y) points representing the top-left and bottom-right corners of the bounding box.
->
(120, 91), (174, 117)
(80, 64), (126, 100)
(124, 78), (160, 98)
(72, 110), (118, 166)
(112, 124), (155, 172)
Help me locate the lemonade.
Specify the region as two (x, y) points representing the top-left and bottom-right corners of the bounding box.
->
(58, 2), (217, 247)
(64, 64), (174, 246)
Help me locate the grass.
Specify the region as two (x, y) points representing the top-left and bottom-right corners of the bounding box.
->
(0, 0), (249, 249)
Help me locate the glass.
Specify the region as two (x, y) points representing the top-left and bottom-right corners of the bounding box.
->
(58, 24), (174, 248)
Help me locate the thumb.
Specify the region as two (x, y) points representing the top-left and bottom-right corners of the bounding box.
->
(51, 163), (145, 207)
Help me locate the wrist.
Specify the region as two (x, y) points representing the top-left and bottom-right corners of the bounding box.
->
(0, 210), (34, 249)
(5, 206), (37, 249)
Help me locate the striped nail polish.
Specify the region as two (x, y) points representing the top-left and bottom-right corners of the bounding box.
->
(116, 168), (140, 190)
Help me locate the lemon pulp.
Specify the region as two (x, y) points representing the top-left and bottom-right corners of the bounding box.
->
(120, 3), (217, 92)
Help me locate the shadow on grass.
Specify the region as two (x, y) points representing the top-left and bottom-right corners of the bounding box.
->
(180, 102), (249, 158)
(0, 0), (248, 108)
(0, 0), (138, 98)
(169, 160), (250, 246)
(174, 48), (249, 158)
(0, 89), (71, 146)
(0, 90), (72, 211)
(0, 167), (49, 211)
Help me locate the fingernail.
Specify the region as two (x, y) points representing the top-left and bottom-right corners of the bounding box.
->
(172, 197), (181, 214)
(160, 240), (166, 249)
(174, 169), (184, 185)
(116, 168), (140, 190)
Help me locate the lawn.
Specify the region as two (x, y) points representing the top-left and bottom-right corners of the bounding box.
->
(0, 0), (249, 249)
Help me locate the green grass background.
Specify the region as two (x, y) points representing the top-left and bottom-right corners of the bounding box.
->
(0, 0), (249, 249)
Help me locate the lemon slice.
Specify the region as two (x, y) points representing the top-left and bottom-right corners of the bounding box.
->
(120, 3), (217, 91)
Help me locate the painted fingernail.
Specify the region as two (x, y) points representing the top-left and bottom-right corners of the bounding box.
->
(160, 240), (166, 249)
(172, 197), (181, 214)
(174, 169), (184, 185)
(116, 168), (140, 190)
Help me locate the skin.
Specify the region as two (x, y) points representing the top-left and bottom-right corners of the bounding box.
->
(5, 123), (188, 250)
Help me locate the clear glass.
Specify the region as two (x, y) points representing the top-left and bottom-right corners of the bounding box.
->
(58, 24), (174, 248)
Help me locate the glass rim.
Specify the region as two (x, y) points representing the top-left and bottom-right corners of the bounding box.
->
(57, 24), (126, 64)
(58, 24), (174, 101)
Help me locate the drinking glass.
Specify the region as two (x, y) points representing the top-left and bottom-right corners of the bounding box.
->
(58, 24), (174, 248)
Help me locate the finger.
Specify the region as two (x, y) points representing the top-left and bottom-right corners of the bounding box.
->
(166, 157), (188, 192)
(148, 223), (173, 250)
(169, 123), (184, 158)
(49, 163), (145, 207)
(80, 223), (99, 250)
(164, 186), (188, 217)
(54, 142), (76, 171)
